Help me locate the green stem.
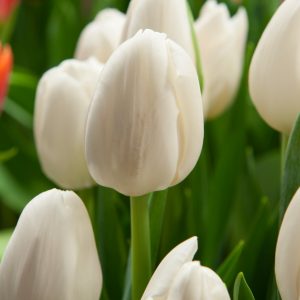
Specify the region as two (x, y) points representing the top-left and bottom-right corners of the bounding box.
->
(186, 2), (204, 91)
(280, 133), (288, 175)
(130, 195), (151, 300)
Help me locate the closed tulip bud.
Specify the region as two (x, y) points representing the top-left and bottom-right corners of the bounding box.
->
(34, 58), (102, 189)
(249, 0), (300, 133)
(195, 0), (248, 119)
(122, 0), (194, 60)
(142, 237), (230, 300)
(85, 29), (204, 196)
(0, 43), (13, 112)
(0, 189), (102, 300)
(275, 188), (300, 300)
(75, 8), (125, 63)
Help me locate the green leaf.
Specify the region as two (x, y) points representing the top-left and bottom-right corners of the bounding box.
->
(122, 250), (131, 300)
(218, 240), (245, 286)
(0, 148), (18, 163)
(280, 114), (300, 219)
(233, 273), (255, 300)
(0, 228), (13, 260)
(10, 69), (38, 90)
(149, 189), (168, 268)
(0, 164), (30, 212)
(4, 97), (33, 129)
(96, 187), (128, 300)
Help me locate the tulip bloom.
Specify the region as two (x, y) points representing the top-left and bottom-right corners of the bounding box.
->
(249, 0), (300, 133)
(275, 188), (300, 300)
(34, 58), (102, 189)
(0, 0), (19, 22)
(122, 0), (194, 60)
(0, 43), (13, 111)
(75, 8), (125, 63)
(142, 237), (230, 300)
(85, 29), (204, 196)
(195, 0), (248, 119)
(0, 189), (102, 300)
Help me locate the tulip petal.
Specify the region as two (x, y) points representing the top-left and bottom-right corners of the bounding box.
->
(0, 189), (102, 300)
(275, 188), (300, 300)
(195, 1), (248, 119)
(166, 39), (203, 185)
(75, 9), (125, 63)
(86, 30), (182, 196)
(166, 262), (230, 300)
(249, 0), (300, 133)
(34, 59), (102, 189)
(122, 0), (194, 59)
(142, 236), (197, 299)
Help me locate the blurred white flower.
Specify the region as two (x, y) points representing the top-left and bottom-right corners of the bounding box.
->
(0, 189), (102, 300)
(85, 29), (204, 196)
(34, 58), (102, 190)
(75, 8), (125, 63)
(142, 237), (230, 300)
(249, 0), (300, 133)
(122, 0), (194, 59)
(195, 0), (248, 119)
(275, 188), (300, 300)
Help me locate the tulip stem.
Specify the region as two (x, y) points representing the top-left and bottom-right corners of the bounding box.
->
(130, 194), (151, 300)
(187, 2), (204, 90)
(280, 133), (288, 174)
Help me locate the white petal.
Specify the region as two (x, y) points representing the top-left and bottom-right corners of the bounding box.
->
(166, 39), (204, 185)
(166, 262), (230, 300)
(86, 29), (203, 196)
(142, 236), (198, 299)
(34, 59), (102, 189)
(122, 0), (194, 59)
(195, 2), (248, 119)
(75, 8), (125, 62)
(275, 188), (300, 300)
(0, 189), (102, 300)
(249, 0), (300, 133)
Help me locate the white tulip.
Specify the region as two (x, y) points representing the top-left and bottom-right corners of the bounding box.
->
(34, 58), (102, 189)
(249, 0), (300, 133)
(275, 188), (300, 300)
(122, 0), (194, 60)
(0, 189), (102, 300)
(75, 8), (125, 63)
(195, 0), (248, 119)
(142, 237), (230, 300)
(85, 29), (204, 196)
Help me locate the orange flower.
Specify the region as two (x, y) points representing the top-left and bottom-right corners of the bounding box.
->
(0, 43), (12, 111)
(0, 0), (19, 22)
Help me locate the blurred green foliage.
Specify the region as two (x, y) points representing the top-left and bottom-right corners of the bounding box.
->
(0, 0), (282, 299)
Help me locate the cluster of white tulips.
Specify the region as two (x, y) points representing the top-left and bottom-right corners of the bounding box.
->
(2, 0), (300, 299)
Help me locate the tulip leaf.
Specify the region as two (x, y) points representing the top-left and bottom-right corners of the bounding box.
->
(0, 148), (18, 163)
(280, 114), (300, 219)
(47, 0), (81, 66)
(10, 69), (38, 90)
(149, 189), (168, 269)
(95, 187), (128, 300)
(233, 273), (255, 300)
(238, 197), (278, 298)
(4, 97), (33, 129)
(217, 240), (245, 286)
(122, 250), (131, 300)
(0, 228), (13, 260)
(0, 164), (30, 212)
